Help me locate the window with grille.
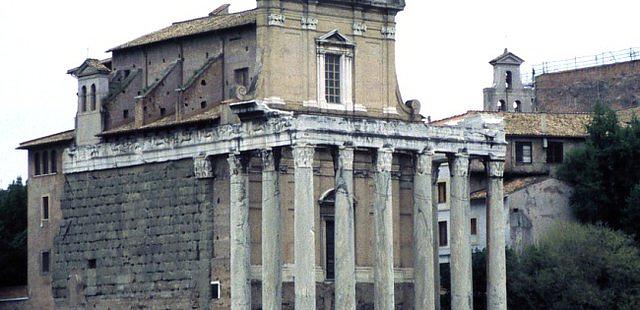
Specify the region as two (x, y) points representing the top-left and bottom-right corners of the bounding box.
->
(325, 54), (341, 104)
(515, 142), (532, 164)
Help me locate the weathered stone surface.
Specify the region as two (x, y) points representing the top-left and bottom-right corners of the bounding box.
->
(373, 147), (394, 309)
(335, 146), (356, 310)
(486, 160), (507, 310)
(413, 150), (435, 310)
(449, 153), (472, 310)
(261, 148), (282, 309)
(228, 152), (251, 309)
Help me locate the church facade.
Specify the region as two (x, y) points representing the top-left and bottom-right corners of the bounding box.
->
(19, 1), (507, 309)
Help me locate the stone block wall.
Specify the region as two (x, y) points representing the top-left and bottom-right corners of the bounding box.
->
(535, 60), (640, 112)
(51, 159), (215, 309)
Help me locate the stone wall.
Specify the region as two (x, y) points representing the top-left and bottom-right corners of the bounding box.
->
(535, 60), (640, 112)
(51, 159), (215, 309)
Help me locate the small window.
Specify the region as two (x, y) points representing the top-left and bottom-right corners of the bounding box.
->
(547, 141), (564, 164)
(200, 79), (207, 86)
(88, 259), (97, 269)
(234, 68), (249, 88)
(470, 218), (477, 235)
(514, 100), (522, 112)
(211, 281), (221, 299)
(325, 218), (335, 281)
(34, 152), (41, 175)
(160, 108), (166, 116)
(42, 251), (50, 273)
(515, 142), (533, 164)
(325, 54), (341, 104)
(498, 100), (506, 112)
(80, 86), (87, 112)
(505, 71), (513, 89)
(90, 84), (97, 111)
(42, 196), (49, 220)
(42, 150), (49, 174)
(200, 101), (207, 109)
(438, 221), (448, 247)
(123, 109), (129, 119)
(438, 182), (447, 203)
(50, 150), (57, 173)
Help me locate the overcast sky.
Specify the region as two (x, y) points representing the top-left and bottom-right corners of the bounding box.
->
(1, 0), (639, 188)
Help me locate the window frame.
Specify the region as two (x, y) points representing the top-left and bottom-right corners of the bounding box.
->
(470, 218), (477, 236)
(437, 182), (447, 204)
(41, 196), (49, 221)
(546, 141), (564, 164)
(438, 221), (448, 247)
(41, 251), (50, 274)
(515, 141), (533, 164)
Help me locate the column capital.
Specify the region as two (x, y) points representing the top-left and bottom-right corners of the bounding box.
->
(449, 151), (470, 177)
(293, 144), (315, 168)
(261, 148), (279, 172)
(415, 149), (434, 175)
(338, 146), (355, 171)
(228, 152), (242, 176)
(487, 159), (505, 178)
(376, 147), (394, 172)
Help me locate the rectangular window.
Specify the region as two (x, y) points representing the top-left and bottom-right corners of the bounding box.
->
(50, 150), (57, 173)
(325, 54), (341, 104)
(160, 108), (166, 116)
(515, 142), (532, 164)
(547, 141), (564, 164)
(42, 251), (50, 273)
(438, 182), (447, 203)
(234, 67), (249, 88)
(42, 196), (49, 220)
(42, 150), (49, 174)
(471, 218), (477, 235)
(88, 259), (97, 269)
(211, 281), (221, 299)
(438, 221), (448, 247)
(325, 219), (335, 280)
(34, 152), (41, 175)
(123, 109), (129, 119)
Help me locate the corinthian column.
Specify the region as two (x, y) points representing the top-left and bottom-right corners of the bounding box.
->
(335, 146), (355, 310)
(486, 159), (507, 310)
(228, 152), (251, 310)
(432, 162), (442, 310)
(413, 149), (435, 310)
(448, 152), (472, 310)
(293, 143), (316, 309)
(373, 147), (395, 310)
(261, 149), (282, 309)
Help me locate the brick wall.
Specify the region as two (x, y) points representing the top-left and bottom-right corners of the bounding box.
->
(52, 159), (215, 308)
(535, 60), (640, 112)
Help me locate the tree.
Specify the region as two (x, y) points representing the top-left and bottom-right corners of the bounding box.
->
(0, 177), (27, 287)
(559, 104), (640, 240)
(507, 223), (640, 309)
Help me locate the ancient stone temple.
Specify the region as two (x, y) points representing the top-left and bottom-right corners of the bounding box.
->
(18, 1), (507, 309)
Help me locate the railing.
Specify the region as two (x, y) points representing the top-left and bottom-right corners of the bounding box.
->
(520, 47), (640, 85)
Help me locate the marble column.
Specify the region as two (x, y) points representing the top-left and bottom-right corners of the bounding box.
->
(261, 149), (282, 309)
(432, 162), (442, 310)
(448, 152), (472, 310)
(373, 147), (395, 310)
(228, 152), (251, 310)
(486, 159), (507, 310)
(293, 144), (316, 309)
(335, 146), (356, 309)
(413, 149), (436, 310)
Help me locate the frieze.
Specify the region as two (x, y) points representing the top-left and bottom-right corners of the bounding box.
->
(268, 14), (285, 26)
(381, 26), (396, 39)
(353, 22), (367, 36)
(301, 16), (318, 30)
(194, 155), (214, 179)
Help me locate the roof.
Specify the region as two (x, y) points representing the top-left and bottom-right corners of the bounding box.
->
(489, 48), (525, 66)
(109, 9), (257, 51)
(470, 176), (549, 200)
(432, 111), (591, 138)
(67, 58), (111, 77)
(17, 130), (74, 150)
(616, 106), (640, 124)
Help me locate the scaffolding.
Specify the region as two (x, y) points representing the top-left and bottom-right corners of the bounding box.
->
(521, 47), (640, 85)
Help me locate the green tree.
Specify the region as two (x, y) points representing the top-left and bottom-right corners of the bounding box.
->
(507, 223), (640, 309)
(0, 177), (27, 286)
(559, 104), (640, 239)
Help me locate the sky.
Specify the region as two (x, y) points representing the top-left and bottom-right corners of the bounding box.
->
(1, 0), (639, 188)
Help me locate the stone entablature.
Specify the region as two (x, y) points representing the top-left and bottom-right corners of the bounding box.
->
(64, 107), (505, 174)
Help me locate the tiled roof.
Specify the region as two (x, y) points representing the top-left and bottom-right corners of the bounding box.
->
(109, 10), (257, 51)
(470, 176), (549, 200)
(616, 106), (640, 124)
(432, 111), (591, 138)
(17, 130), (74, 149)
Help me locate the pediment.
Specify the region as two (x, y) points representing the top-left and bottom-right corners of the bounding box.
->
(489, 50), (525, 66)
(316, 29), (355, 46)
(70, 59), (111, 77)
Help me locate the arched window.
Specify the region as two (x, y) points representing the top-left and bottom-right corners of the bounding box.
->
(514, 100), (522, 112)
(34, 152), (41, 175)
(505, 71), (513, 89)
(498, 100), (507, 112)
(50, 150), (57, 173)
(90, 84), (97, 111)
(318, 188), (357, 281)
(42, 150), (49, 174)
(80, 86), (87, 112)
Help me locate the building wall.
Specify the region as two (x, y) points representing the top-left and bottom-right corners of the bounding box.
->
(25, 145), (66, 310)
(535, 59), (640, 112)
(505, 136), (583, 176)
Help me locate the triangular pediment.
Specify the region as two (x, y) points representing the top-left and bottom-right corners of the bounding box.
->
(69, 59), (111, 77)
(489, 49), (525, 66)
(316, 29), (355, 46)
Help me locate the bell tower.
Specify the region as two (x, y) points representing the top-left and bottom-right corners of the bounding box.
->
(68, 59), (111, 145)
(483, 49), (534, 112)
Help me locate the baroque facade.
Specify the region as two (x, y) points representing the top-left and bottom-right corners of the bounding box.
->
(18, 1), (508, 309)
